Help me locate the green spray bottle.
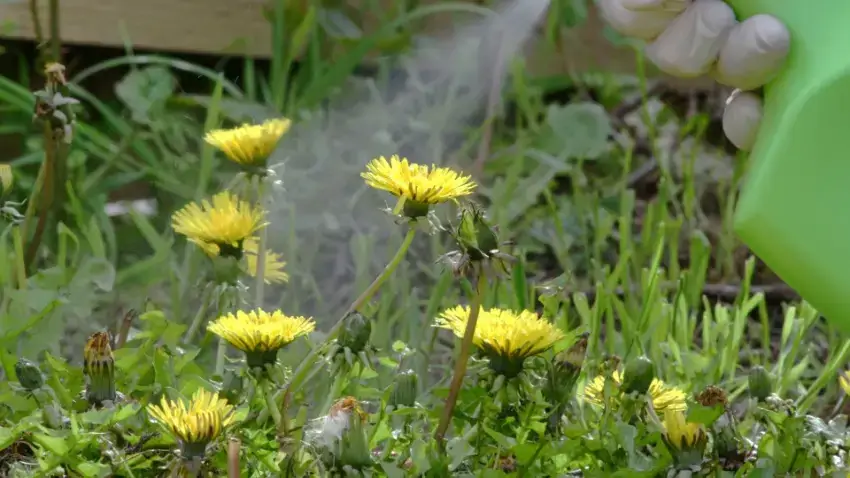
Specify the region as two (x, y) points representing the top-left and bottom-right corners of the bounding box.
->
(728, 1), (850, 332)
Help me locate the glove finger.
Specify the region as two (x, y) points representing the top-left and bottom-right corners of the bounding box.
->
(621, 0), (689, 12)
(722, 90), (763, 151)
(645, 0), (736, 77)
(597, 0), (682, 40)
(714, 15), (790, 91)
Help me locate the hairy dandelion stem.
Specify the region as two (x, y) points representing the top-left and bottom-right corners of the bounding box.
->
(214, 288), (239, 376)
(347, 226), (417, 316)
(281, 226), (417, 418)
(215, 339), (228, 376)
(12, 226), (26, 289)
(254, 181), (268, 307)
(321, 369), (347, 414)
(23, 123), (57, 271)
(183, 288), (212, 344)
(434, 266), (486, 448)
(227, 438), (241, 478)
(260, 379), (284, 430)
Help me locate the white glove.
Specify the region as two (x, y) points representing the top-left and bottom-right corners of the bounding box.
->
(597, 0), (790, 151)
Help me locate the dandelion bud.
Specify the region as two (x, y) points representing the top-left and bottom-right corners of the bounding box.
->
(714, 420), (746, 469)
(546, 333), (588, 405)
(694, 385), (744, 466)
(389, 370), (418, 408)
(457, 204), (499, 261)
(338, 312), (372, 355)
(84, 332), (116, 406)
(15, 359), (44, 391)
(211, 254), (243, 285)
(621, 355), (655, 395)
(402, 199), (430, 219)
(219, 370), (244, 405)
(662, 410), (708, 467)
(598, 354), (622, 375)
(748, 366), (773, 402)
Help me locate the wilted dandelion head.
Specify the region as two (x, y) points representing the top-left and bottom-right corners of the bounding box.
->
(243, 237), (289, 284)
(171, 191), (266, 255)
(695, 385), (728, 408)
(435, 306), (564, 377)
(309, 396), (367, 449)
(361, 155), (476, 214)
(662, 410), (706, 450)
(84, 331), (117, 406)
(208, 309), (315, 368)
(582, 370), (687, 413)
(83, 331), (113, 375)
(147, 389), (235, 455)
(330, 396), (368, 422)
(204, 118), (291, 168)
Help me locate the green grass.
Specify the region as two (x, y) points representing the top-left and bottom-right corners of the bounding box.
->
(0, 0), (849, 476)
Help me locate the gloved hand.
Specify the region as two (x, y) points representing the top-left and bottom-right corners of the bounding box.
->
(597, 0), (790, 151)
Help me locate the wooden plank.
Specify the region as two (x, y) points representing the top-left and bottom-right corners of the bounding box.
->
(0, 0), (274, 56)
(0, 0), (712, 88)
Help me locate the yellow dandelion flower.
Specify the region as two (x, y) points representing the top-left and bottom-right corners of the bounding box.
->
(190, 237), (288, 284)
(582, 370), (687, 413)
(662, 410), (706, 451)
(190, 239), (221, 258)
(435, 305), (564, 377)
(171, 191), (266, 254)
(840, 371), (850, 396)
(243, 237), (289, 284)
(0, 164), (12, 192)
(204, 118), (291, 168)
(208, 308), (315, 367)
(147, 388), (235, 457)
(361, 155), (476, 217)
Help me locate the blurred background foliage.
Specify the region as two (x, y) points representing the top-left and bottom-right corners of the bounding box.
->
(0, 0), (832, 437)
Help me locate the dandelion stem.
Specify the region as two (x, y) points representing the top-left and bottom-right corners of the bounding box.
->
(215, 339), (228, 376)
(182, 288), (212, 345)
(227, 438), (241, 478)
(12, 226), (26, 289)
(215, 288), (238, 376)
(346, 226), (417, 316)
(434, 265), (486, 448)
(23, 123), (57, 271)
(321, 367), (347, 414)
(254, 181), (268, 308)
(280, 226), (417, 419)
(517, 440), (547, 478)
(260, 378), (284, 430)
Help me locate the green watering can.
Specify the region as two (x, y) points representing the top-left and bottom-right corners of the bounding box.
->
(729, 0), (850, 332)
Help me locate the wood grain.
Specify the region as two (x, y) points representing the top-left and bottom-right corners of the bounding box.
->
(0, 0), (711, 88)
